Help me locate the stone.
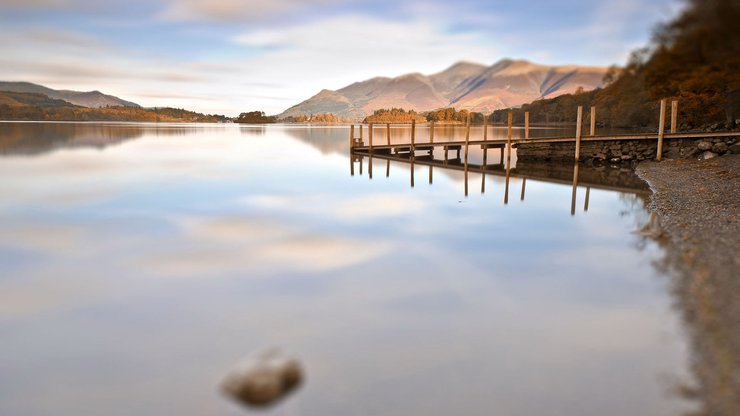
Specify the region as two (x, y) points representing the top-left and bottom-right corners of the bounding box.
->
(697, 141), (712, 150)
(729, 143), (740, 154)
(620, 155), (633, 161)
(222, 349), (303, 408)
(609, 157), (621, 163)
(699, 151), (718, 160)
(711, 142), (728, 154)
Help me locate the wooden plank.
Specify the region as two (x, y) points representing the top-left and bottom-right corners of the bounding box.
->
(570, 163), (579, 216)
(575, 106), (583, 160)
(430, 120), (435, 143)
(483, 116), (488, 141)
(671, 100), (678, 134)
(349, 125), (354, 149)
(525, 111), (530, 139)
(657, 99), (666, 161)
(369, 122), (373, 152)
(386, 123), (391, 145)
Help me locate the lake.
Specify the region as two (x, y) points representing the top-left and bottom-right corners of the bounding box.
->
(0, 122), (695, 415)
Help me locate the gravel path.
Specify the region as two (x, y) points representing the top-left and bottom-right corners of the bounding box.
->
(637, 155), (740, 416)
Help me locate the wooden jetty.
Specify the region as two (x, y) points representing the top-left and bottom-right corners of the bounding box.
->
(349, 99), (740, 162)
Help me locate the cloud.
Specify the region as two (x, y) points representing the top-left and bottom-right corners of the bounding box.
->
(159, 0), (350, 22)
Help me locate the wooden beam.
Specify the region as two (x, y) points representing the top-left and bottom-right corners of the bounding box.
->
(349, 125), (354, 149)
(483, 116), (488, 141)
(525, 111), (530, 139)
(575, 106), (583, 161)
(671, 100), (678, 134)
(386, 123), (391, 145)
(430, 120), (435, 143)
(369, 122), (373, 152)
(657, 99), (666, 161)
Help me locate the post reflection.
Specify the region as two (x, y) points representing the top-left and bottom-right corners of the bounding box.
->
(349, 152), (650, 215)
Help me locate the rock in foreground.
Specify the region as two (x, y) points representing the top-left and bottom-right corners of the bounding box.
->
(222, 349), (303, 407)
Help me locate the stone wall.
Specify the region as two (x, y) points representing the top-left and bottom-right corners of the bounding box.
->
(515, 136), (739, 163)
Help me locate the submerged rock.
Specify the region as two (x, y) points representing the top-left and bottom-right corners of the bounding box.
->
(221, 349), (303, 408)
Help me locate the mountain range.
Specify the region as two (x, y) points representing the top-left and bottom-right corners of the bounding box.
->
(0, 81), (139, 108)
(279, 59), (610, 119)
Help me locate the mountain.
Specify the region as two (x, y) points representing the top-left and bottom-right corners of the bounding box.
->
(0, 81), (139, 108)
(279, 59), (609, 119)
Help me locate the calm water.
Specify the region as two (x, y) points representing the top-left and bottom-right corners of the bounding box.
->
(0, 122), (694, 415)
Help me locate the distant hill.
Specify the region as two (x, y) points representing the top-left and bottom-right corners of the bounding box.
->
(279, 59), (610, 119)
(0, 81), (139, 108)
(0, 90), (228, 122)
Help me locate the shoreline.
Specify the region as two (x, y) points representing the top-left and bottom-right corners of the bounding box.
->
(636, 155), (740, 415)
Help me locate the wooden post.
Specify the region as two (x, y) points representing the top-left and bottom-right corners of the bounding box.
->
(368, 154), (372, 179)
(386, 160), (390, 177)
(359, 124), (363, 141)
(584, 187), (590, 212)
(657, 99), (666, 161)
(590, 106), (596, 136)
(670, 100), (678, 134)
(430, 121), (435, 143)
(386, 123), (391, 145)
(464, 116), (469, 197)
(574, 106), (583, 161)
(483, 116), (488, 141)
(520, 178), (526, 201)
(411, 119), (416, 158)
(429, 165), (433, 184)
(524, 112), (530, 139)
(349, 125), (355, 149)
(506, 111), (513, 163)
(359, 156), (363, 175)
(369, 122), (373, 152)
(350, 156), (354, 176)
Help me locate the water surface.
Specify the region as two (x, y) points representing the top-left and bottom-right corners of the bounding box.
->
(0, 122), (694, 415)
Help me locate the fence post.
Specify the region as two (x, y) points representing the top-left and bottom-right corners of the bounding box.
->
(525, 111), (530, 139)
(506, 111), (513, 163)
(574, 106), (583, 161)
(411, 119), (416, 159)
(430, 120), (435, 143)
(670, 100), (678, 134)
(349, 125), (354, 149)
(483, 115), (488, 141)
(657, 99), (666, 161)
(386, 123), (391, 145)
(369, 122), (373, 152)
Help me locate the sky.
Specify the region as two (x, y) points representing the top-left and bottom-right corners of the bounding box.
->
(0, 0), (684, 116)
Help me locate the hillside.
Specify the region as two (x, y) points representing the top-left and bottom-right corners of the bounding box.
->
(0, 91), (228, 122)
(279, 59), (609, 119)
(0, 81), (139, 108)
(491, 0), (740, 129)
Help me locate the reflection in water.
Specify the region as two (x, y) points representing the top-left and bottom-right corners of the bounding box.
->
(350, 151), (649, 215)
(0, 123), (712, 416)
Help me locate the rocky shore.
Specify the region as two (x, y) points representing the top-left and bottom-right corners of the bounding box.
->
(636, 155), (740, 415)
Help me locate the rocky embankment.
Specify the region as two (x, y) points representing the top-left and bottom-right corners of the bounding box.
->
(637, 155), (740, 415)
